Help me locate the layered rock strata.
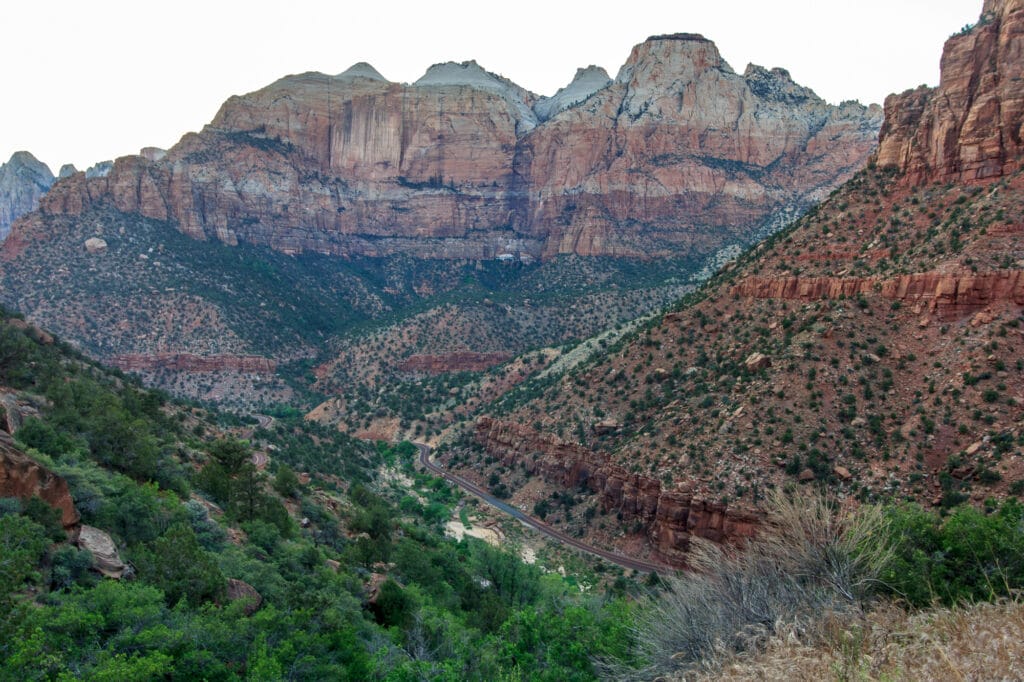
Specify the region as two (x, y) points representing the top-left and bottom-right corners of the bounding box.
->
(474, 417), (759, 564)
(731, 270), (1024, 319)
(12, 35), (881, 262)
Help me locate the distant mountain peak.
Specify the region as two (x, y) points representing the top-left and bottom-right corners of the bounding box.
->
(337, 62), (388, 82)
(534, 65), (612, 120)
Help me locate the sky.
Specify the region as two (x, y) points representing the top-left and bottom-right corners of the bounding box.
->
(2, 0), (981, 172)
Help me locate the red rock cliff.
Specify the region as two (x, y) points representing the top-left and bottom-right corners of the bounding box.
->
(474, 416), (759, 564)
(731, 269), (1024, 319)
(18, 37), (880, 261)
(0, 434), (79, 528)
(876, 0), (1024, 183)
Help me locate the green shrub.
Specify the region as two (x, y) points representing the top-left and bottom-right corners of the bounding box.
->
(878, 500), (1024, 606)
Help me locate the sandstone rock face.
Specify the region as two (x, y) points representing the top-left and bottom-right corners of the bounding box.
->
(877, 0), (1024, 182)
(397, 351), (512, 374)
(75, 525), (128, 578)
(731, 270), (1024, 319)
(109, 353), (277, 374)
(19, 36), (881, 262)
(520, 36), (882, 258)
(0, 433), (79, 528)
(474, 417), (759, 564)
(0, 151), (54, 241)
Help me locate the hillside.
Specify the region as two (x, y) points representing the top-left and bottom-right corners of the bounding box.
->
(464, 0), (1024, 565)
(0, 34), (879, 407)
(0, 305), (652, 679)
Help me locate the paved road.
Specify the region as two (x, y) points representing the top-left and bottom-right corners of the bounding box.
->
(414, 443), (674, 574)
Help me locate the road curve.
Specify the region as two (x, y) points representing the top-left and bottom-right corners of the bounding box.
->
(414, 442), (675, 574)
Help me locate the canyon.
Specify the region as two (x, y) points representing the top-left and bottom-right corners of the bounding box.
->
(466, 0), (1024, 562)
(11, 35), (880, 263)
(473, 417), (759, 564)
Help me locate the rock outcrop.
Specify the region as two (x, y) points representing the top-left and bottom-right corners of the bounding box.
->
(731, 270), (1024, 319)
(12, 35), (881, 262)
(74, 525), (128, 578)
(533, 66), (611, 121)
(225, 578), (263, 615)
(0, 433), (79, 528)
(876, 0), (1024, 183)
(474, 417), (759, 563)
(0, 151), (54, 241)
(109, 353), (277, 374)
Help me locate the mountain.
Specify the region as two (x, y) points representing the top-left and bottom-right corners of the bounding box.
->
(465, 0), (1024, 565)
(0, 152), (54, 241)
(11, 36), (880, 262)
(0, 35), (880, 405)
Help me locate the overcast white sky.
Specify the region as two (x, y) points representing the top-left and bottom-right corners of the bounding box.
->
(2, 0), (980, 172)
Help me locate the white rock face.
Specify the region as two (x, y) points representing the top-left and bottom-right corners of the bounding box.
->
(85, 161), (113, 178)
(415, 60), (539, 134)
(140, 147), (167, 162)
(0, 151), (54, 241)
(337, 61), (389, 81)
(534, 66), (612, 121)
(58, 164), (78, 179)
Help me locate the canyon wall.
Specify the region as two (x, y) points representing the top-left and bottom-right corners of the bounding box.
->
(876, 0), (1024, 183)
(474, 416), (759, 564)
(12, 36), (881, 262)
(731, 269), (1024, 319)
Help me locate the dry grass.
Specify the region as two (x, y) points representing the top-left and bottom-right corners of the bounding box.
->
(603, 493), (895, 680)
(683, 599), (1024, 682)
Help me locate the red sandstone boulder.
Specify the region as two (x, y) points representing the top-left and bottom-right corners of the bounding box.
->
(0, 434), (79, 528)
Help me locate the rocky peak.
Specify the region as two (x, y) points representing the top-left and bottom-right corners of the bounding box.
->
(337, 61), (389, 82)
(415, 60), (538, 134)
(743, 64), (819, 105)
(876, 0), (1024, 182)
(85, 161), (113, 179)
(58, 164), (78, 179)
(0, 151), (55, 241)
(616, 33), (730, 88)
(534, 65), (612, 121)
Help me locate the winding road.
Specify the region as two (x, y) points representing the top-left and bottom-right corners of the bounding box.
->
(414, 443), (675, 574)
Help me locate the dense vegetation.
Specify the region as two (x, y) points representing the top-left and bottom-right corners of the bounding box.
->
(0, 309), (635, 680)
(3, 304), (1024, 679)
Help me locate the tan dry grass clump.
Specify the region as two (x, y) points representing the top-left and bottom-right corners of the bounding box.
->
(685, 599), (1024, 682)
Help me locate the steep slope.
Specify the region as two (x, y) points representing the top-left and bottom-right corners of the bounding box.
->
(0, 152), (54, 241)
(467, 0), (1024, 565)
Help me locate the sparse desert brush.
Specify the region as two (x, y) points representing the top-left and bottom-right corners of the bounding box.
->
(603, 491), (893, 680)
(684, 599), (1024, 682)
